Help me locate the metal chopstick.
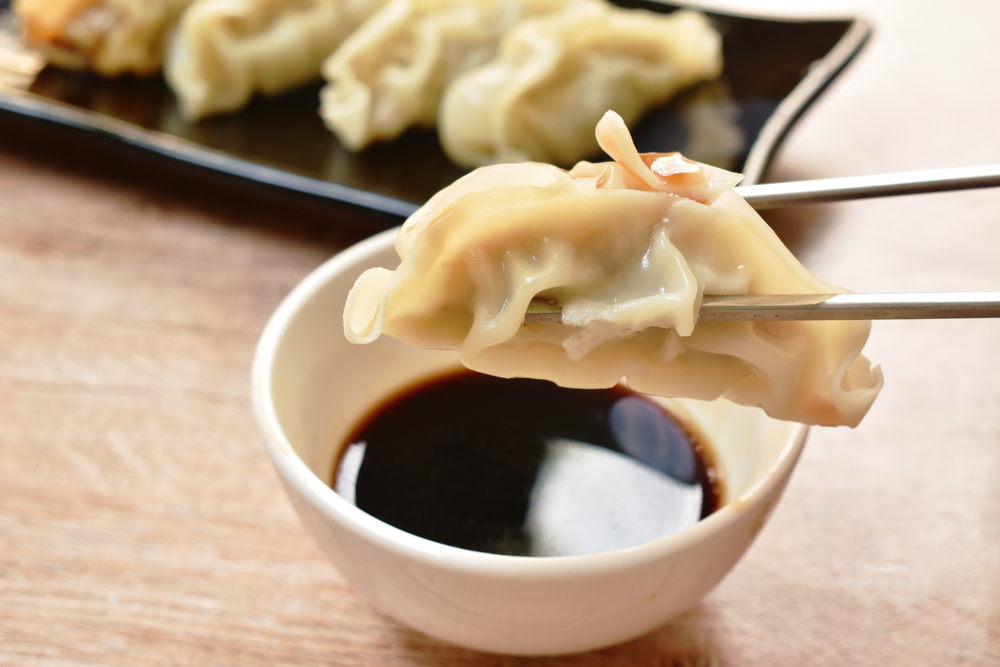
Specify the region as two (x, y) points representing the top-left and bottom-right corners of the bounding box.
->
(734, 164), (1000, 209)
(523, 292), (1000, 324)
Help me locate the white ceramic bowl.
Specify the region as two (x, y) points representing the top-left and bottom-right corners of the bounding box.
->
(251, 228), (808, 656)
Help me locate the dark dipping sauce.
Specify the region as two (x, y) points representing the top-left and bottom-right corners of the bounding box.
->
(334, 370), (721, 557)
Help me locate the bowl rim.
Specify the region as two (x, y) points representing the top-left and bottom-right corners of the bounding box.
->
(251, 227), (809, 577)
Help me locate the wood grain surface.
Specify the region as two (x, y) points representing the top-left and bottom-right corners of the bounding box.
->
(2, 0), (999, 665)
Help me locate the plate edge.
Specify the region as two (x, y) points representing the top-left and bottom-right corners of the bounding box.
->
(741, 18), (873, 186)
(0, 8), (872, 213)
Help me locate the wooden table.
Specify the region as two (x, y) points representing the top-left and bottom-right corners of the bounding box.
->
(2, 1), (998, 664)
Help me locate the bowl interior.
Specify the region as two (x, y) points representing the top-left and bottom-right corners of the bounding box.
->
(260, 229), (804, 547)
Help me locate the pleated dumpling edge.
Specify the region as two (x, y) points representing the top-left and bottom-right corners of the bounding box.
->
(343, 110), (883, 427)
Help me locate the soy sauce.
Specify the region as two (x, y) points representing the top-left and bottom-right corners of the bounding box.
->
(334, 370), (721, 557)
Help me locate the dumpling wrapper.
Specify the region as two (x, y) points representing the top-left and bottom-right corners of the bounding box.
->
(164, 0), (385, 120)
(344, 111), (883, 427)
(319, 0), (571, 151)
(14, 0), (194, 76)
(439, 3), (722, 168)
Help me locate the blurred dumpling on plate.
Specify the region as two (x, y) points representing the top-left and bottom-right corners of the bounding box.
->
(164, 0), (385, 120)
(439, 2), (723, 167)
(319, 0), (572, 151)
(14, 0), (195, 76)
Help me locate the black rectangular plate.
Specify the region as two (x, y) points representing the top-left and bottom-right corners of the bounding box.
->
(0, 1), (869, 219)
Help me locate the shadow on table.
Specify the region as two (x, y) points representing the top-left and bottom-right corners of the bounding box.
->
(394, 605), (729, 666)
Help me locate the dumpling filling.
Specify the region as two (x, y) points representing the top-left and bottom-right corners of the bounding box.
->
(344, 111), (883, 427)
(14, 0), (195, 76)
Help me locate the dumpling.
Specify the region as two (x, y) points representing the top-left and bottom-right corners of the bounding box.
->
(439, 3), (722, 168)
(13, 0), (195, 76)
(344, 111), (883, 427)
(164, 0), (385, 120)
(319, 0), (571, 151)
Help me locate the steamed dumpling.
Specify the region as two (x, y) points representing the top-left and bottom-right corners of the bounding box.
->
(344, 111), (883, 427)
(439, 3), (722, 167)
(14, 0), (194, 76)
(164, 0), (385, 120)
(319, 0), (571, 151)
